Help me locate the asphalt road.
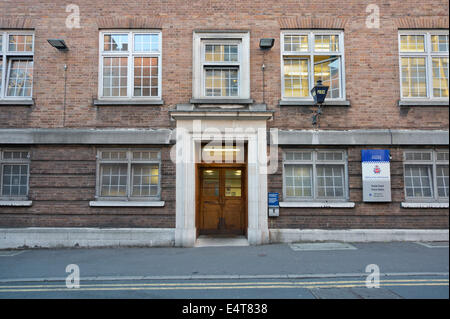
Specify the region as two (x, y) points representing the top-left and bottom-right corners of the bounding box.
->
(0, 241), (448, 299)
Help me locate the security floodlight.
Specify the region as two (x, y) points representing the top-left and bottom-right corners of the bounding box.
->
(48, 39), (69, 51)
(259, 38), (275, 50)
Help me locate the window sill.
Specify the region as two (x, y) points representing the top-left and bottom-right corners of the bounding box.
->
(89, 201), (165, 207)
(401, 202), (449, 209)
(398, 100), (449, 107)
(0, 200), (33, 207)
(93, 99), (164, 106)
(279, 201), (355, 208)
(0, 99), (34, 106)
(190, 98), (254, 105)
(279, 100), (351, 107)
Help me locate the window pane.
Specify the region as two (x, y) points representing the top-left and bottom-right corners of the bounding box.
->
(205, 68), (239, 97)
(284, 35), (308, 52)
(100, 164), (128, 197)
(316, 165), (345, 198)
(436, 165), (449, 198)
(8, 35), (33, 52)
(103, 57), (128, 97)
(205, 44), (238, 62)
(100, 151), (127, 160)
(2, 164), (28, 197)
(431, 35), (449, 52)
(225, 169), (242, 197)
(317, 151), (343, 161)
(285, 164), (313, 198)
(314, 56), (341, 99)
(437, 152), (449, 161)
(134, 57), (158, 97)
(400, 35), (425, 52)
(132, 151), (160, 160)
(314, 35), (339, 52)
(131, 164), (159, 197)
(7, 60), (33, 97)
(404, 151), (432, 161)
(401, 57), (427, 98)
(404, 165), (433, 198)
(432, 57), (449, 98)
(134, 34), (159, 52)
(3, 151), (29, 160)
(284, 58), (309, 97)
(103, 34), (128, 51)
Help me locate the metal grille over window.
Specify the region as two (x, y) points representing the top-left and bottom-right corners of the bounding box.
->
(0, 150), (30, 199)
(97, 149), (161, 200)
(100, 31), (161, 99)
(0, 32), (34, 99)
(399, 31), (449, 99)
(404, 150), (449, 202)
(281, 31), (344, 100)
(283, 150), (348, 201)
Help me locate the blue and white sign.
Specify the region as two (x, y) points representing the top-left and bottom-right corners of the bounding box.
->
(268, 192), (279, 207)
(362, 150), (392, 202)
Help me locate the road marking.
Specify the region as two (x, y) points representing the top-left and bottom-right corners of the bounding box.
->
(0, 250), (27, 257)
(0, 279), (447, 293)
(290, 242), (357, 251)
(0, 278), (447, 289)
(415, 242), (449, 248)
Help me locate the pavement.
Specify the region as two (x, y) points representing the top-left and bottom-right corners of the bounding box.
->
(0, 241), (448, 299)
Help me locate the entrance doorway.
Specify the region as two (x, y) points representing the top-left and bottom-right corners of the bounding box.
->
(197, 166), (247, 235)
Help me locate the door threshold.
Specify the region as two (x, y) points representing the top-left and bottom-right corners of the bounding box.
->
(195, 235), (249, 247)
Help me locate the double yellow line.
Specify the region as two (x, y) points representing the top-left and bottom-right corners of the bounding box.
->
(0, 278), (448, 293)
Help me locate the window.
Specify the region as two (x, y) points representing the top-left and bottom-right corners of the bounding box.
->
(192, 32), (250, 99)
(283, 150), (348, 201)
(99, 31), (161, 100)
(403, 150), (449, 202)
(399, 31), (449, 100)
(0, 150), (30, 200)
(0, 32), (34, 99)
(96, 149), (161, 200)
(281, 31), (345, 100)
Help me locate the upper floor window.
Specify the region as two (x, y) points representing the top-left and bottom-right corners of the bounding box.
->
(99, 30), (161, 100)
(399, 31), (449, 100)
(192, 32), (250, 100)
(0, 150), (30, 200)
(403, 150), (449, 202)
(0, 32), (34, 100)
(281, 31), (345, 100)
(283, 150), (349, 201)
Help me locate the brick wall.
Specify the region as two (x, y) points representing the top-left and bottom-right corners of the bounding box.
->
(0, 145), (175, 228)
(268, 146), (449, 229)
(0, 0), (448, 130)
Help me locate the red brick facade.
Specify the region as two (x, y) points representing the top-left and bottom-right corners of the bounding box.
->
(0, 1), (448, 232)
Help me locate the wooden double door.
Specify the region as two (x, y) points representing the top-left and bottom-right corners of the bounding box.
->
(198, 166), (246, 235)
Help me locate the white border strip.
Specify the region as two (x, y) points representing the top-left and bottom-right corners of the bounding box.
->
(270, 229), (449, 243)
(0, 201), (32, 207)
(401, 202), (449, 209)
(280, 202), (355, 208)
(89, 201), (165, 207)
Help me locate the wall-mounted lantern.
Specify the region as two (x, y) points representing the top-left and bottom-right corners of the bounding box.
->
(311, 80), (329, 126)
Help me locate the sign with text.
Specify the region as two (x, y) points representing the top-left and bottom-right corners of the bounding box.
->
(268, 192), (279, 207)
(362, 150), (392, 202)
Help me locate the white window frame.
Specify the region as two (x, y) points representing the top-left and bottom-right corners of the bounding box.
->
(280, 30), (346, 101)
(403, 149), (449, 203)
(0, 149), (30, 201)
(282, 149), (349, 202)
(192, 31), (250, 99)
(95, 148), (162, 201)
(0, 31), (34, 100)
(98, 30), (162, 101)
(398, 30), (449, 101)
